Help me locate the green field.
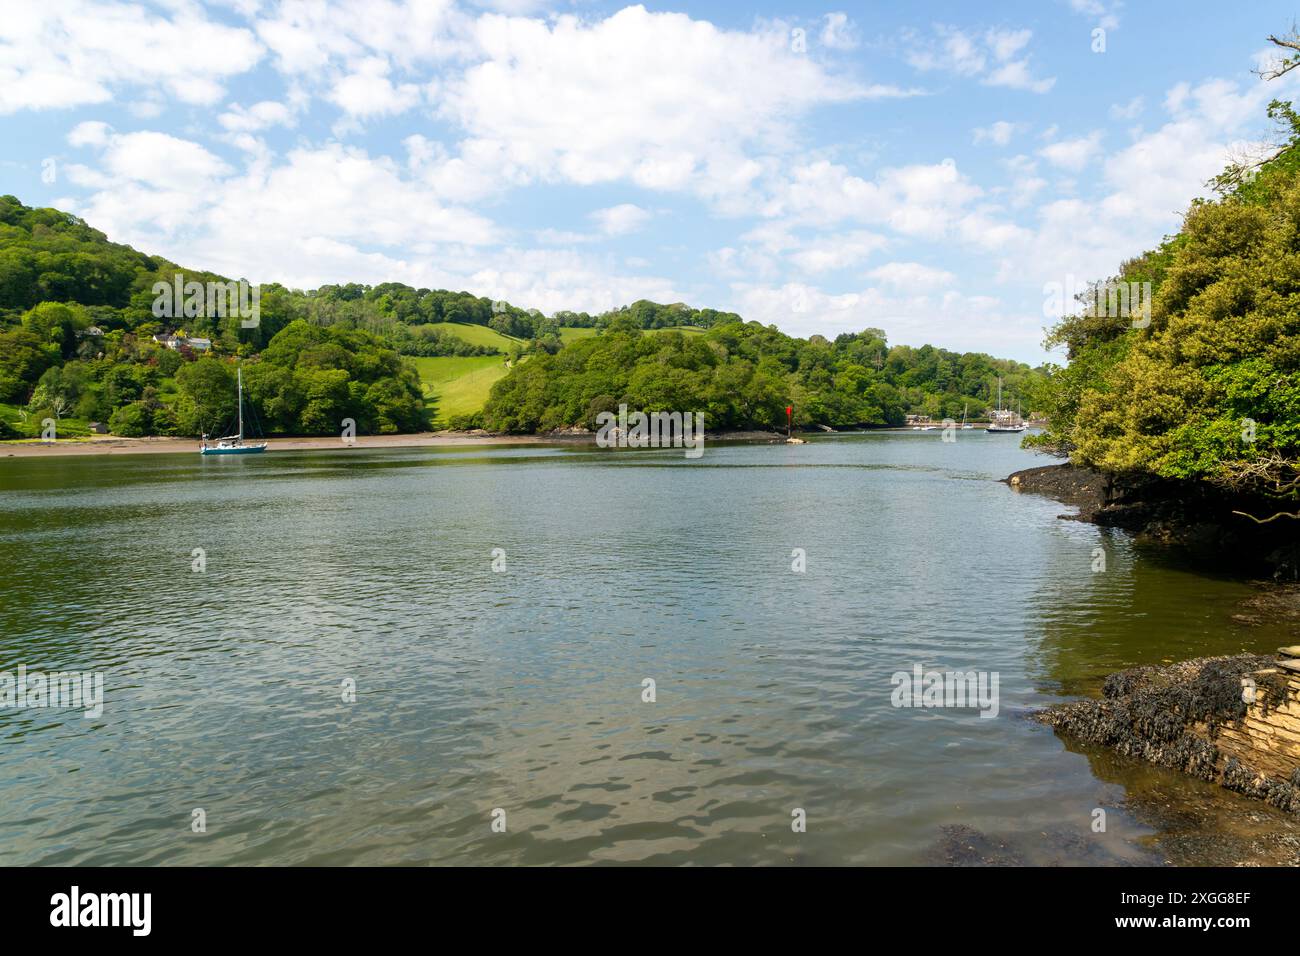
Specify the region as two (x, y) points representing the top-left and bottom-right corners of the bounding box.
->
(556, 326), (599, 343)
(0, 402), (92, 438)
(408, 355), (514, 424)
(428, 322), (524, 351)
(554, 326), (703, 343)
(431, 323), (700, 352)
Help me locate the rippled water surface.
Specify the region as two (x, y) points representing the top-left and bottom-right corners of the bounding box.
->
(0, 433), (1294, 865)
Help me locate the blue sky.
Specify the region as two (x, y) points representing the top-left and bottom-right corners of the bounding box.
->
(3, 0), (1299, 362)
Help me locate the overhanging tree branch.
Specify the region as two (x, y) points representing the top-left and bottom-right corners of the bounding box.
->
(1232, 509), (1300, 524)
(1259, 28), (1300, 80)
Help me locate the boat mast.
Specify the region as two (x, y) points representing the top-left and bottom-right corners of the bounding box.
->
(237, 366), (244, 442)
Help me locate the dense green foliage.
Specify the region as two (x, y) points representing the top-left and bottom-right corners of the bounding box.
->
(0, 305), (426, 438)
(0, 199), (166, 314)
(1031, 97), (1300, 502)
(0, 193), (1044, 440)
(482, 322), (1043, 433)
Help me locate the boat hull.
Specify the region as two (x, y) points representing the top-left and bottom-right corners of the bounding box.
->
(200, 444), (267, 455)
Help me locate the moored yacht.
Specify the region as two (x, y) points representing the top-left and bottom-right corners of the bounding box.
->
(200, 366), (268, 455)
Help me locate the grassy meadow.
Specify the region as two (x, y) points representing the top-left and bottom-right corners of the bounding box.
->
(407, 355), (514, 424)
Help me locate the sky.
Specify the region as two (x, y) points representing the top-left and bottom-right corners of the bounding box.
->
(3, 0), (1300, 364)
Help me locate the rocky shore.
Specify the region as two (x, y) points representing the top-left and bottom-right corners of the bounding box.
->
(1012, 461), (1300, 825)
(1005, 462), (1300, 580)
(1035, 653), (1300, 817)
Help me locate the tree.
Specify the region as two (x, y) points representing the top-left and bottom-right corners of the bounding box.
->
(1031, 45), (1300, 510)
(108, 402), (151, 437)
(174, 357), (236, 436)
(0, 327), (58, 401)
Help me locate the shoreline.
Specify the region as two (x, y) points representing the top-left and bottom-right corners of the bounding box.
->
(0, 432), (576, 458)
(1005, 461), (1300, 581)
(1034, 653), (1300, 824)
(0, 429), (789, 459)
(2, 425), (1037, 460)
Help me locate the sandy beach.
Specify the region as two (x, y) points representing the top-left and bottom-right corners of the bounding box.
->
(0, 429), (789, 459)
(0, 432), (570, 458)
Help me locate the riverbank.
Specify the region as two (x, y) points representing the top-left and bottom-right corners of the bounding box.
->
(0, 428), (788, 458)
(1005, 462), (1300, 580)
(1016, 461), (1300, 847)
(0, 432), (560, 458)
(1034, 652), (1300, 818)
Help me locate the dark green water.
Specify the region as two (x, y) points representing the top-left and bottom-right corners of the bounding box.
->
(0, 432), (1294, 865)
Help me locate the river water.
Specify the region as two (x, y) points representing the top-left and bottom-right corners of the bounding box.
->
(1, 432), (1295, 865)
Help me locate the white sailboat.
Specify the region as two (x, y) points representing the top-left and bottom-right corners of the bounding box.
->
(200, 366), (268, 455)
(985, 376), (1026, 433)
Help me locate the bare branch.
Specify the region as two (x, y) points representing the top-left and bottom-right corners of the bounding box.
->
(1215, 453), (1300, 497)
(1232, 509), (1300, 524)
(1259, 30), (1300, 80)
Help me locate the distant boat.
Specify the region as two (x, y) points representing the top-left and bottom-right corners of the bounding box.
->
(961, 403), (972, 429)
(986, 377), (1026, 433)
(200, 366), (267, 455)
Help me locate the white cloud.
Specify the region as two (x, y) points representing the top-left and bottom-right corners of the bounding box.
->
(820, 13), (859, 51)
(765, 158), (992, 244)
(329, 57), (423, 119)
(591, 203), (652, 236)
(985, 61), (1055, 95)
(1110, 96), (1144, 121)
(1039, 132), (1103, 171)
(730, 281), (1028, 354)
(1001, 154), (1047, 208)
(1069, 0), (1121, 31)
(955, 211), (1032, 250)
(974, 121), (1016, 146)
(866, 262), (957, 289)
(435, 6), (872, 201)
(253, 0), (466, 76)
(0, 1), (262, 114)
(64, 138), (501, 290)
(219, 101), (295, 133)
(1025, 72), (1298, 310)
(907, 25), (986, 76)
(985, 28), (1031, 63)
(90, 131), (232, 192)
(788, 231), (889, 273)
(67, 120), (111, 148)
(907, 24), (1054, 93)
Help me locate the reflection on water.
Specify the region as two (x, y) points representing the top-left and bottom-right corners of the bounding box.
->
(0, 432), (1292, 865)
